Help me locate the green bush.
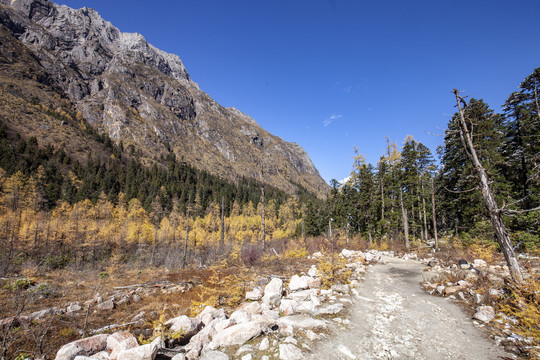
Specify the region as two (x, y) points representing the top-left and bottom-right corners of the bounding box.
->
(511, 231), (540, 251)
(12, 278), (34, 290)
(44, 253), (71, 269)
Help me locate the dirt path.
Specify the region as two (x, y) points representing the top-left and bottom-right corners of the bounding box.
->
(308, 255), (511, 360)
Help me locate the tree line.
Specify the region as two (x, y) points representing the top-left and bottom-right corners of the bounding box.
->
(0, 67), (538, 273)
(304, 68), (540, 252)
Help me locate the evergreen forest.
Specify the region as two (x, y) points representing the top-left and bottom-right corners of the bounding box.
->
(0, 68), (539, 273)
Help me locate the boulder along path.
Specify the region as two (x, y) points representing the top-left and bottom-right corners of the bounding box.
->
(308, 255), (510, 360)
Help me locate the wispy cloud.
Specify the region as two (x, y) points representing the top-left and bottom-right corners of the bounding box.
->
(324, 113), (342, 127)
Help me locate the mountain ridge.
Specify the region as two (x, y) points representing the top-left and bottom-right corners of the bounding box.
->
(0, 0), (329, 197)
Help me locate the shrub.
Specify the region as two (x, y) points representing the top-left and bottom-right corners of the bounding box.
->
(283, 243), (308, 258)
(497, 277), (540, 358)
(467, 243), (497, 264)
(44, 253), (71, 269)
(317, 255), (352, 289)
(12, 278), (34, 290)
(189, 262), (252, 315)
(241, 245), (262, 267)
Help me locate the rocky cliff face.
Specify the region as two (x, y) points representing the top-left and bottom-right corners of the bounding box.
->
(0, 0), (329, 197)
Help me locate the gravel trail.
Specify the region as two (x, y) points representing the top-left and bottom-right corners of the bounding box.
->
(308, 255), (510, 360)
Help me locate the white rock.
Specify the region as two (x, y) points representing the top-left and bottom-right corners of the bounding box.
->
(320, 289), (332, 296)
(197, 306), (224, 326)
(241, 355), (252, 360)
(184, 331), (210, 359)
(211, 321), (262, 347)
(296, 300), (317, 314)
(92, 351), (110, 360)
(340, 249), (355, 258)
(277, 315), (326, 330)
(245, 287), (263, 301)
(259, 337), (270, 351)
(331, 284), (350, 294)
(261, 309), (280, 320)
(55, 334), (109, 360)
(117, 337), (160, 360)
(29, 307), (61, 320)
(212, 318), (235, 334)
(457, 280), (472, 288)
(284, 336), (297, 344)
(310, 294), (321, 307)
(171, 354), (186, 360)
(289, 275), (309, 292)
(66, 302), (83, 314)
(473, 259), (487, 267)
(230, 310), (251, 324)
(165, 315), (202, 340)
(280, 299), (300, 315)
(206, 341), (219, 351)
(474, 293), (484, 304)
(288, 289), (317, 301)
(307, 265), (319, 278)
(473, 305), (495, 323)
(335, 344), (357, 359)
(312, 252), (324, 259)
(262, 278), (283, 307)
(107, 331), (138, 360)
(314, 303), (344, 315)
(279, 344), (303, 360)
(304, 330), (320, 341)
(199, 351), (229, 360)
(238, 301), (262, 316)
(301, 275), (320, 289)
(236, 345), (253, 355)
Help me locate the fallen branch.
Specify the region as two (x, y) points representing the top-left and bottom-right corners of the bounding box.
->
(89, 320), (145, 335)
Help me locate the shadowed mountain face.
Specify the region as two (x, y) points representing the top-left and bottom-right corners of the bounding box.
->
(0, 0), (329, 197)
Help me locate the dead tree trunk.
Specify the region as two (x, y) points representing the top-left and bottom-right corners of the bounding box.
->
(380, 177), (385, 221)
(399, 186), (409, 248)
(346, 221), (350, 244)
(421, 180), (428, 241)
(261, 186), (266, 249)
(453, 89), (523, 282)
(431, 178), (439, 252)
(182, 203), (190, 268)
(220, 196), (225, 251)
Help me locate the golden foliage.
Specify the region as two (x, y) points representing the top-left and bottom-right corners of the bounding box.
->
(467, 243), (497, 263)
(283, 242), (309, 258)
(0, 170), (308, 269)
(497, 277), (540, 357)
(317, 255), (352, 289)
(189, 262), (253, 316)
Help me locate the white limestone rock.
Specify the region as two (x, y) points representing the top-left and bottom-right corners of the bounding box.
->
(262, 278), (283, 307)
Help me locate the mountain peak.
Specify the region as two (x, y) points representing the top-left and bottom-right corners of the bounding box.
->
(0, 0), (329, 197)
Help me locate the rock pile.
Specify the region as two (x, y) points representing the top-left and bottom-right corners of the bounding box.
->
(0, 281), (195, 331)
(53, 249), (377, 360)
(420, 257), (504, 324)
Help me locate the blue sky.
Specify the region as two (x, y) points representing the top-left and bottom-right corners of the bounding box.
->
(56, 0), (540, 183)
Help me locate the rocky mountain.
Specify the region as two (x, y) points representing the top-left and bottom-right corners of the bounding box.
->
(0, 0), (329, 197)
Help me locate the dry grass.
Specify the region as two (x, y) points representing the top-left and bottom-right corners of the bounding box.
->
(0, 240), (325, 360)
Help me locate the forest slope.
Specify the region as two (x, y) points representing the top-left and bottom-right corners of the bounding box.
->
(0, 0), (329, 197)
